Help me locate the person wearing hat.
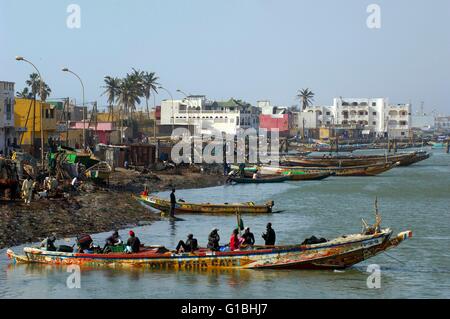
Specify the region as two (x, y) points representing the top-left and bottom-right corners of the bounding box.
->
(242, 227), (255, 246)
(40, 234), (57, 251)
(126, 230), (141, 253)
(175, 234), (198, 254)
(262, 223), (276, 246)
(207, 228), (220, 251)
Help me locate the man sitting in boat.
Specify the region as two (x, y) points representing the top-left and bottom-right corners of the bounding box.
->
(40, 234), (57, 251)
(125, 230), (141, 253)
(175, 234), (198, 254)
(207, 228), (220, 251)
(262, 223), (276, 246)
(102, 230), (123, 252)
(252, 170), (261, 180)
(242, 227), (255, 246)
(76, 234), (94, 253)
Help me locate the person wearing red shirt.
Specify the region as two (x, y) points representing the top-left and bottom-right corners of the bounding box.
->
(229, 228), (241, 251)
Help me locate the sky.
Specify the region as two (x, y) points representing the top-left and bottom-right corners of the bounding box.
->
(1, 0), (449, 115)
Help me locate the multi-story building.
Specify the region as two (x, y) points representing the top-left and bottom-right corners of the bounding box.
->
(257, 101), (292, 137)
(160, 95), (260, 135)
(301, 97), (411, 138)
(435, 116), (450, 133)
(14, 98), (58, 154)
(0, 81), (16, 156)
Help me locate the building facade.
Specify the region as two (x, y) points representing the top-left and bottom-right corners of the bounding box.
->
(14, 98), (58, 154)
(0, 81), (16, 155)
(160, 96), (260, 135)
(257, 101), (292, 137)
(301, 97), (411, 138)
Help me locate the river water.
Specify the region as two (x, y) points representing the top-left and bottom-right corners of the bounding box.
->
(1, 148), (449, 299)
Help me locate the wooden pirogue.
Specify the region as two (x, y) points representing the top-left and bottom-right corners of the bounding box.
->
(6, 228), (412, 270)
(259, 161), (400, 177)
(136, 194), (275, 214)
(282, 151), (430, 167)
(228, 175), (290, 184)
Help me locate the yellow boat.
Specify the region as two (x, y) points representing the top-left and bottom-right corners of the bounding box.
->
(135, 194), (274, 214)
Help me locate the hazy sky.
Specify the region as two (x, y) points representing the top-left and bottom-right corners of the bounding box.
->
(1, 0), (449, 114)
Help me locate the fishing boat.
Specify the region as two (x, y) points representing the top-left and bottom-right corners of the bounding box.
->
(282, 151), (429, 167)
(228, 175), (289, 184)
(260, 161), (400, 177)
(84, 161), (112, 181)
(136, 194), (275, 214)
(6, 214), (412, 270)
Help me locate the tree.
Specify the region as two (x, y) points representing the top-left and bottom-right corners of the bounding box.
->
(16, 87), (33, 99)
(296, 88), (315, 111)
(142, 71), (160, 119)
(25, 72), (51, 101)
(102, 76), (121, 121)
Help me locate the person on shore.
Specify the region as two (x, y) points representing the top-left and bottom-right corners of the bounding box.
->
(207, 228), (220, 251)
(126, 230), (141, 253)
(170, 188), (176, 217)
(229, 228), (241, 251)
(242, 227), (255, 246)
(21, 177), (34, 205)
(262, 223), (276, 246)
(176, 234), (198, 254)
(40, 234), (57, 251)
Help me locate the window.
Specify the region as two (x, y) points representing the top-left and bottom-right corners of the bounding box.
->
(372, 112), (377, 116)
(326, 112), (330, 115)
(372, 121), (376, 125)
(372, 102), (376, 106)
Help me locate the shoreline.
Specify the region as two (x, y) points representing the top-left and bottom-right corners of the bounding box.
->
(0, 167), (227, 250)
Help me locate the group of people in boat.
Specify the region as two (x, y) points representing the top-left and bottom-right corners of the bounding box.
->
(39, 223), (277, 254)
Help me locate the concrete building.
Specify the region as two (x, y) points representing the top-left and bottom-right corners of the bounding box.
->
(301, 97), (411, 138)
(14, 98), (58, 155)
(160, 95), (260, 135)
(257, 101), (292, 137)
(435, 116), (450, 133)
(0, 81), (17, 155)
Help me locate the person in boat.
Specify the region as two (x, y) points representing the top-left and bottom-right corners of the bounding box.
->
(141, 186), (149, 197)
(176, 234), (198, 254)
(103, 230), (122, 252)
(262, 223), (276, 246)
(229, 228), (241, 251)
(170, 188), (176, 218)
(40, 234), (57, 251)
(207, 228), (220, 251)
(238, 163), (245, 177)
(242, 227), (255, 246)
(126, 230), (141, 253)
(76, 234), (94, 253)
(252, 170), (260, 180)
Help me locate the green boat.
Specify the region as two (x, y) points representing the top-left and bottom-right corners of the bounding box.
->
(228, 175), (289, 184)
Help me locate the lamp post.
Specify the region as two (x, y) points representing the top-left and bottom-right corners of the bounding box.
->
(158, 86), (174, 132)
(62, 67), (86, 149)
(176, 89), (193, 134)
(15, 56), (45, 165)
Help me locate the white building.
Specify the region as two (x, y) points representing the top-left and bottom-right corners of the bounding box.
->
(0, 81), (16, 155)
(302, 97), (411, 138)
(160, 95), (260, 135)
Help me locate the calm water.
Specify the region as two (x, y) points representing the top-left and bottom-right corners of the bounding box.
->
(1, 148), (449, 299)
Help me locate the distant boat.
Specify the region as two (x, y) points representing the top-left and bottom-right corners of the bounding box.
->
(228, 175), (289, 184)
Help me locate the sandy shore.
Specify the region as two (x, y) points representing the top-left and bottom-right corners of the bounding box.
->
(0, 166), (227, 249)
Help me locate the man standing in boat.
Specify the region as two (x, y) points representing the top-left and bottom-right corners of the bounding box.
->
(262, 223), (276, 246)
(170, 188), (176, 217)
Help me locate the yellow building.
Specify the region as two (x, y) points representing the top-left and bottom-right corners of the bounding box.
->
(14, 98), (58, 148)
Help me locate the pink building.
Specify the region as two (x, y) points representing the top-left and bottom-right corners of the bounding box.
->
(259, 114), (291, 136)
(69, 121), (115, 144)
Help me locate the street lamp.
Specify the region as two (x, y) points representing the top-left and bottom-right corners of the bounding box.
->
(158, 86), (174, 132)
(15, 56), (45, 165)
(62, 67), (86, 149)
(176, 89), (194, 133)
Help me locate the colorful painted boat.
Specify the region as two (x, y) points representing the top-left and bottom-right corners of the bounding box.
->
(6, 228), (412, 270)
(259, 161), (400, 177)
(228, 176), (289, 184)
(136, 194), (274, 214)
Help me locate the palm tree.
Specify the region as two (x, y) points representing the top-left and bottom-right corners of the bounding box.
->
(25, 72), (51, 101)
(296, 88), (315, 111)
(16, 87), (33, 99)
(102, 76), (121, 121)
(116, 73), (142, 142)
(142, 71), (160, 119)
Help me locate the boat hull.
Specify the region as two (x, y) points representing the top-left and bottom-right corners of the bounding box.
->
(229, 176), (289, 184)
(6, 230), (412, 270)
(136, 195), (274, 214)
